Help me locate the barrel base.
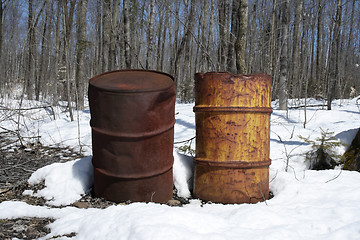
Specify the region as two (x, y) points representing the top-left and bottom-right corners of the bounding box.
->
(193, 165), (269, 204)
(93, 167), (173, 203)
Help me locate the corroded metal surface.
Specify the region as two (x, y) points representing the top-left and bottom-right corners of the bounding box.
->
(193, 72), (272, 204)
(89, 70), (175, 203)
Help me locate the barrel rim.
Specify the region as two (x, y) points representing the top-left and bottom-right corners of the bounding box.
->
(89, 69), (175, 93)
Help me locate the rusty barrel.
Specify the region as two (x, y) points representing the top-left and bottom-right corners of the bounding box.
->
(193, 72), (272, 204)
(88, 70), (176, 203)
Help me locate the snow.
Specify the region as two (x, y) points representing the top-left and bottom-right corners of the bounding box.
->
(24, 156), (93, 206)
(1, 96), (360, 239)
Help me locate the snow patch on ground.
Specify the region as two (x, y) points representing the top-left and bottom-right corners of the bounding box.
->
(25, 157), (93, 206)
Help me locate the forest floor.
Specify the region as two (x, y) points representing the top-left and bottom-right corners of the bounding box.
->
(0, 132), (187, 239)
(0, 132), (114, 239)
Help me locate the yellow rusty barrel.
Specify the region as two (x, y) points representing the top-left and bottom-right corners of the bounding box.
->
(193, 72), (272, 204)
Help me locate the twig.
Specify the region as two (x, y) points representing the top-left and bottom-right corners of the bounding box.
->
(269, 169), (278, 183)
(325, 169), (342, 183)
(288, 104), (327, 109)
(174, 136), (195, 144)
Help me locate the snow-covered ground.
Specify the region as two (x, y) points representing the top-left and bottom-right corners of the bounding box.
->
(1, 96), (360, 239)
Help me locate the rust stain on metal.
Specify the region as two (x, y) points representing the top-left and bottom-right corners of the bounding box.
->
(88, 70), (175, 203)
(193, 72), (272, 204)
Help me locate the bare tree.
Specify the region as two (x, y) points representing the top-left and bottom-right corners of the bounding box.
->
(123, 0), (131, 69)
(315, 0), (323, 96)
(75, 0), (88, 110)
(227, 0), (239, 73)
(109, 0), (120, 70)
(291, 0), (303, 97)
(102, 0), (111, 72)
(0, 0), (11, 91)
(25, 0), (35, 100)
(278, 0), (289, 111)
(218, 0), (230, 71)
(146, 0), (155, 70)
(235, 0), (248, 74)
(327, 0), (343, 110)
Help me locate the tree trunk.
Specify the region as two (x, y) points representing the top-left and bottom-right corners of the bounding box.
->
(208, 0), (215, 71)
(75, 0), (88, 110)
(199, 0), (209, 72)
(96, 0), (103, 73)
(235, 0), (248, 74)
(315, 0), (323, 96)
(278, 0), (289, 111)
(146, 0), (155, 69)
(109, 0), (120, 70)
(227, 0), (238, 73)
(26, 0), (35, 100)
(102, 0), (111, 72)
(218, 0), (230, 71)
(291, 0), (303, 98)
(0, 1), (4, 84)
(53, 0), (61, 105)
(37, 5), (48, 101)
(170, 1), (180, 77)
(327, 0), (342, 110)
(247, 0), (257, 73)
(123, 0), (131, 69)
(61, 0), (76, 121)
(156, 4), (168, 72)
(270, 0), (277, 79)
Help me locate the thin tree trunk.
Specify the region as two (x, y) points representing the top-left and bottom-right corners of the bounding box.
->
(247, 0), (257, 73)
(183, 0), (195, 102)
(53, 0), (61, 105)
(218, 0), (230, 71)
(235, 0), (248, 74)
(315, 0), (323, 96)
(327, 0), (342, 110)
(199, 0), (209, 72)
(123, 0), (131, 69)
(270, 0), (277, 77)
(61, 0), (76, 121)
(291, 0), (303, 98)
(0, 1), (4, 84)
(37, 5), (48, 101)
(75, 0), (88, 110)
(170, 1), (180, 77)
(278, 0), (289, 111)
(109, 0), (120, 70)
(227, 0), (238, 73)
(25, 0), (35, 100)
(208, 0), (215, 70)
(96, 0), (103, 73)
(102, 0), (111, 72)
(146, 0), (155, 69)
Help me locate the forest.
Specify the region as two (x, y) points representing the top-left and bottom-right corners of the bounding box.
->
(0, 0), (359, 112)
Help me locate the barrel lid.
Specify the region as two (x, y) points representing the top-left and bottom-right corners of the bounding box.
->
(89, 70), (174, 93)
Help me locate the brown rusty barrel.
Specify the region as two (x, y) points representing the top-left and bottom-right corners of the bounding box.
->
(88, 70), (175, 203)
(193, 72), (272, 204)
